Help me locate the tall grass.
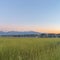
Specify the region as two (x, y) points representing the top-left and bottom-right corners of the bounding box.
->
(0, 37), (60, 60)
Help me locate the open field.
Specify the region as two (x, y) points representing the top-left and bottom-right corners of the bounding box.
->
(0, 37), (60, 60)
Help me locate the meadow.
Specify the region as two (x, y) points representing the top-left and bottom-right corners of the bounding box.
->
(0, 37), (60, 60)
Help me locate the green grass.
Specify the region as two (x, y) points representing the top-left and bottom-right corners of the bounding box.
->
(0, 37), (60, 60)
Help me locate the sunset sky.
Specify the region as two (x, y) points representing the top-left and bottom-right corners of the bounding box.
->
(0, 0), (60, 33)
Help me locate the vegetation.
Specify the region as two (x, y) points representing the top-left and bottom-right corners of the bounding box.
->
(0, 37), (60, 60)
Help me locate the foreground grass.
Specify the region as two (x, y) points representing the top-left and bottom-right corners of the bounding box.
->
(0, 37), (60, 60)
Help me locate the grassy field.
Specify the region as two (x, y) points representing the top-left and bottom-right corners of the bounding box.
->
(0, 37), (60, 60)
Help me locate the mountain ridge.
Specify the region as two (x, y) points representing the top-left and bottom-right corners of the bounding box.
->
(0, 31), (40, 35)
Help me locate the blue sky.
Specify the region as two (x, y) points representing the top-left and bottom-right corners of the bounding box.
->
(0, 0), (60, 33)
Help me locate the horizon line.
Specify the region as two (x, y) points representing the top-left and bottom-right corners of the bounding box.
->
(0, 25), (60, 33)
(0, 30), (60, 34)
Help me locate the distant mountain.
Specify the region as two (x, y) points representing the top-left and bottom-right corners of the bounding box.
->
(0, 31), (40, 35)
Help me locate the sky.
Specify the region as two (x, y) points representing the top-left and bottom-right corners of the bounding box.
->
(0, 0), (60, 33)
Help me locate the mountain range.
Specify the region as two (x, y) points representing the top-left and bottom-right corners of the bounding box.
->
(0, 31), (40, 35)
